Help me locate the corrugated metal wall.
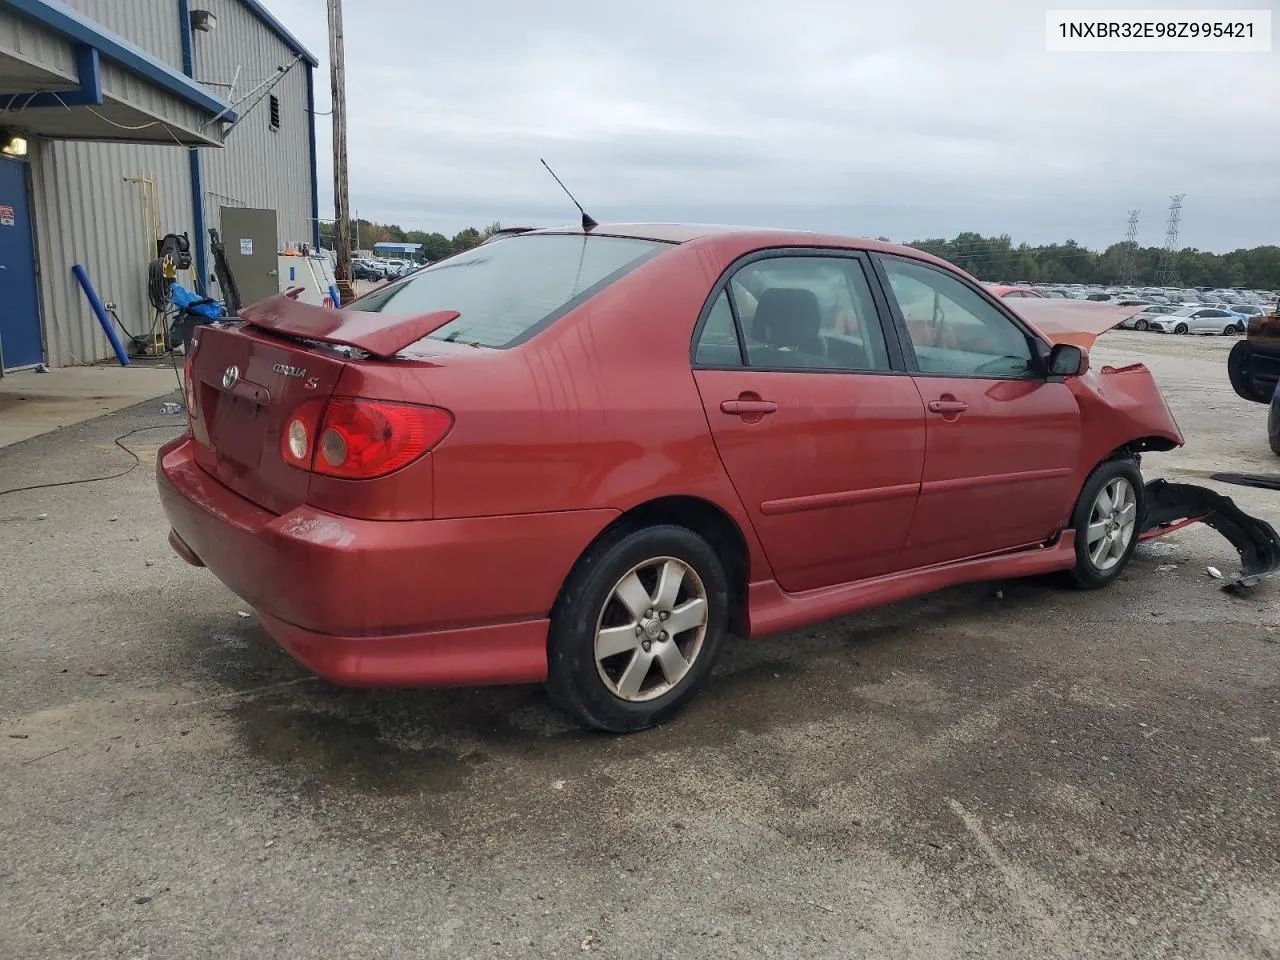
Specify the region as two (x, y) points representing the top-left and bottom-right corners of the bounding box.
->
(58, 0), (184, 70)
(193, 0), (314, 261)
(26, 0), (316, 366)
(30, 138), (194, 366)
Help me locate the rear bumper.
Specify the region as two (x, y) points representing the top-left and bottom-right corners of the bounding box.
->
(157, 435), (618, 686)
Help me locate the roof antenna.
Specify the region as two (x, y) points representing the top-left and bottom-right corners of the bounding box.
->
(540, 158), (597, 232)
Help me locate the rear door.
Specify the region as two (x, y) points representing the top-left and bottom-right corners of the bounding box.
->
(872, 254), (1082, 569)
(220, 207), (280, 307)
(691, 251), (925, 593)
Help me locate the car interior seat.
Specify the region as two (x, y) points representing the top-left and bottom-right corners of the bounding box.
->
(752, 288), (826, 357)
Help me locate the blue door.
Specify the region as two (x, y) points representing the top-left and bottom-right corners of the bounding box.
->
(0, 158), (43, 369)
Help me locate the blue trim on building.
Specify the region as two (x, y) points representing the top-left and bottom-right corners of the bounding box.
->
(238, 0), (320, 67)
(305, 65), (320, 249)
(4, 0), (237, 121)
(178, 0), (208, 296)
(5, 43), (102, 109)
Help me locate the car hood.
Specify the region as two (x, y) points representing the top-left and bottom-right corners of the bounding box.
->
(1004, 299), (1144, 349)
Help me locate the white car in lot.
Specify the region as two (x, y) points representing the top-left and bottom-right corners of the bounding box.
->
(1120, 305), (1181, 330)
(1147, 306), (1246, 336)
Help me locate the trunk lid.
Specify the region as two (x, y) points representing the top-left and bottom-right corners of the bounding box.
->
(188, 324), (347, 514)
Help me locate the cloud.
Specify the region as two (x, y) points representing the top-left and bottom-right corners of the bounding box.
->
(263, 0), (1278, 251)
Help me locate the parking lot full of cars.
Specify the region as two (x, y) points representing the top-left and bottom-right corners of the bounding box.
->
(984, 282), (1279, 336)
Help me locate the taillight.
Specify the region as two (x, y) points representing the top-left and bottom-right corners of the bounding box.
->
(281, 398), (452, 479)
(280, 399), (326, 469)
(183, 336), (200, 422)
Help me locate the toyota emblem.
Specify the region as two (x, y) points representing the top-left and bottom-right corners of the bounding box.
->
(222, 365), (240, 390)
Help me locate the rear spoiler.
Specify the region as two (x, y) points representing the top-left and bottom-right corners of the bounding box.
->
(240, 291), (459, 360)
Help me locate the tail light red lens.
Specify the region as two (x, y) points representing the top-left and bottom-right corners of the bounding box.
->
(280, 398), (452, 479)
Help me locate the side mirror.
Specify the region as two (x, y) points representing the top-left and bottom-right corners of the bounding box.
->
(1048, 342), (1088, 377)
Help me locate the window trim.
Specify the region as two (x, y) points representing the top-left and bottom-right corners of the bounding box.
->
(689, 247), (908, 376)
(868, 253), (1053, 382)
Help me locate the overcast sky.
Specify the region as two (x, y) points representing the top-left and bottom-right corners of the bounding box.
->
(260, 0), (1277, 252)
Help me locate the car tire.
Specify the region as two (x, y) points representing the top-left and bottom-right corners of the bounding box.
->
(1134, 319), (1149, 331)
(1174, 323), (1189, 335)
(1066, 458), (1145, 590)
(545, 524), (731, 733)
(1224, 324), (1240, 336)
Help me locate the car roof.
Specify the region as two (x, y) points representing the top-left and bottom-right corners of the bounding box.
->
(515, 222), (953, 264)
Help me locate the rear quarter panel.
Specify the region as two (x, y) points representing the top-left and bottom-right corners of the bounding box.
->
(407, 242), (775, 580)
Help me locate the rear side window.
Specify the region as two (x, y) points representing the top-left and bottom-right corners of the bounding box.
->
(348, 234), (666, 348)
(693, 254), (891, 372)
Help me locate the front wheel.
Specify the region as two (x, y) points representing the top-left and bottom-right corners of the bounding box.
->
(1134, 319), (1149, 331)
(546, 525), (730, 732)
(1066, 459), (1144, 590)
(1174, 323), (1190, 335)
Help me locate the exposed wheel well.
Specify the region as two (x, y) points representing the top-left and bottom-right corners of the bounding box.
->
(583, 496), (751, 637)
(1106, 435), (1179, 460)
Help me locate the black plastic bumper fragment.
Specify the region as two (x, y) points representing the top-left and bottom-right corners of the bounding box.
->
(1210, 473), (1280, 492)
(1142, 478), (1280, 592)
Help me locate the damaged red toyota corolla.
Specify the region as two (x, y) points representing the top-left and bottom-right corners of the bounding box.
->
(156, 225), (1280, 732)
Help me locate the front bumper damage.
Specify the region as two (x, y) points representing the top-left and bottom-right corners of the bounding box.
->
(1141, 479), (1280, 592)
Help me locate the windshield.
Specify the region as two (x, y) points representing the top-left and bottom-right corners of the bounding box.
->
(346, 234), (668, 348)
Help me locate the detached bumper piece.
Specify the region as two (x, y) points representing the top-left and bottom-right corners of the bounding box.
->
(1142, 479), (1280, 592)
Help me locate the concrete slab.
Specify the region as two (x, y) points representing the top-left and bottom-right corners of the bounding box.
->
(0, 363), (181, 448)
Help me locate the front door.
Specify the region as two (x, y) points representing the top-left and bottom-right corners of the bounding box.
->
(0, 158), (43, 369)
(691, 253), (926, 593)
(874, 255), (1082, 568)
(220, 207), (280, 307)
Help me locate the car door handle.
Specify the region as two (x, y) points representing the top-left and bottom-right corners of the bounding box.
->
(721, 399), (778, 416)
(927, 400), (969, 415)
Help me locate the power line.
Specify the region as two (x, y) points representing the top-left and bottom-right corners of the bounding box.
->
(1156, 194), (1186, 287)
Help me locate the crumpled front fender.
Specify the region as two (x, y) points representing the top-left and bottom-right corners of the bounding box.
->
(1142, 479), (1280, 592)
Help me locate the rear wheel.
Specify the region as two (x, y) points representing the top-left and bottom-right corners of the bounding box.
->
(1066, 459), (1144, 590)
(1174, 322), (1190, 335)
(546, 525), (730, 733)
(1224, 324), (1240, 336)
(1134, 318), (1149, 331)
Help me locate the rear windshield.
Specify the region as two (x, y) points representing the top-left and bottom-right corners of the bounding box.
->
(345, 234), (667, 348)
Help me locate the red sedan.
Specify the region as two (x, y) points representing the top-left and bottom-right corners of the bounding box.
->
(157, 224), (1268, 732)
(986, 284), (1045, 299)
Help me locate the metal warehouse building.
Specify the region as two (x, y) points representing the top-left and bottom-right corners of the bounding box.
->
(0, 0), (319, 370)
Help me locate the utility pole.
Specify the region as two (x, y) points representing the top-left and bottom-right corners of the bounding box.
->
(1156, 194), (1185, 288)
(1117, 209), (1140, 286)
(327, 0), (353, 304)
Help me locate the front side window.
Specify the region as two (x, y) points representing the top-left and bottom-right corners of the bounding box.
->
(348, 234), (666, 348)
(880, 257), (1036, 378)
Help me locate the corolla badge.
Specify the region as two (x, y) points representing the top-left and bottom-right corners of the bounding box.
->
(222, 365), (240, 390)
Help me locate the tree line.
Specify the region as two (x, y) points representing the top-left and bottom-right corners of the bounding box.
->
(904, 232), (1280, 289)
(322, 218), (1280, 289)
(318, 219), (504, 261)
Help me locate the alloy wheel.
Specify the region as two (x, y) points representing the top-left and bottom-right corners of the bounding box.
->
(1086, 477), (1137, 572)
(594, 557), (709, 702)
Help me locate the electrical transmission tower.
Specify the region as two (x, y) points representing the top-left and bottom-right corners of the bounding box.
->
(1117, 209), (1140, 285)
(1155, 194), (1185, 287)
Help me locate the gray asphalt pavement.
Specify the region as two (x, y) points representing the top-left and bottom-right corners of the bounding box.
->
(2, 331), (1278, 959)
